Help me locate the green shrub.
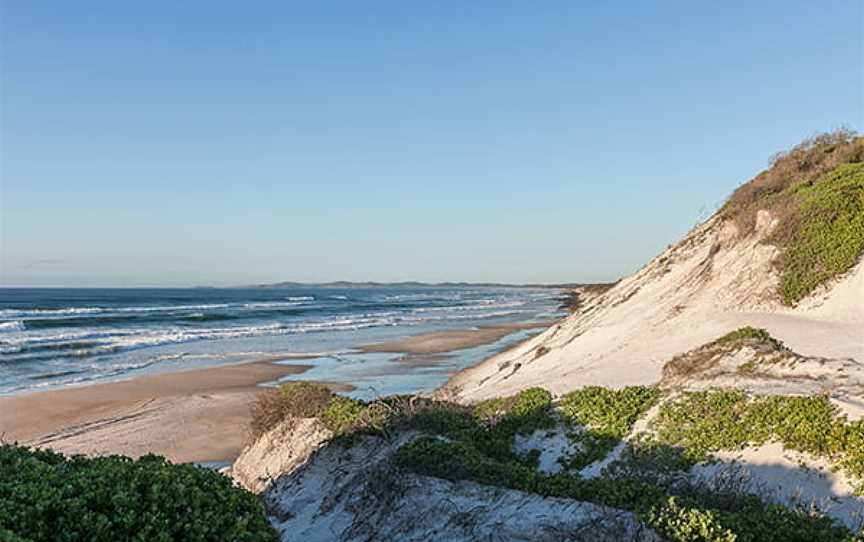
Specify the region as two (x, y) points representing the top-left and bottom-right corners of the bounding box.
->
(748, 395), (846, 456)
(774, 163), (864, 304)
(394, 436), (853, 542)
(715, 326), (771, 345)
(840, 420), (864, 493)
(647, 497), (737, 542)
(652, 390), (761, 462)
(0, 445), (276, 542)
(557, 386), (660, 468)
(559, 386), (660, 439)
(321, 395), (373, 435)
(474, 387), (553, 427)
(650, 391), (864, 493)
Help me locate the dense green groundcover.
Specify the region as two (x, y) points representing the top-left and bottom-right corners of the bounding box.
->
(650, 390), (864, 493)
(383, 386), (862, 542)
(774, 162), (864, 304)
(245, 381), (864, 541)
(0, 445), (277, 542)
(557, 385), (660, 469)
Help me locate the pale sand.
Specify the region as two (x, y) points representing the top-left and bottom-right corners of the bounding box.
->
(0, 361), (351, 463)
(359, 321), (550, 355)
(448, 214), (864, 403)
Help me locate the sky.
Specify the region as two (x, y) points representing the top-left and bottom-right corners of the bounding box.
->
(0, 1), (861, 287)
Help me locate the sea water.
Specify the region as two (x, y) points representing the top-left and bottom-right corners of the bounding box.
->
(0, 287), (562, 397)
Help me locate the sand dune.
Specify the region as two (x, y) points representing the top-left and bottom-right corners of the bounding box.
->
(446, 213), (863, 403)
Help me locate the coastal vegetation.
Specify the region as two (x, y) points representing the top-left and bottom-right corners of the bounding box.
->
(7, 324), (862, 541)
(721, 129), (864, 304)
(392, 390), (857, 542)
(250, 378), (863, 541)
(660, 326), (786, 381)
(648, 390), (864, 493)
(556, 385), (660, 469)
(0, 445), (277, 542)
(773, 162), (864, 304)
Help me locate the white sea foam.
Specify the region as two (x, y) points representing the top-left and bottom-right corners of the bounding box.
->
(409, 300), (526, 313)
(0, 321), (25, 332)
(0, 304), (232, 318)
(242, 301), (306, 309)
(2, 306), (538, 357)
(0, 300), (320, 320)
(0, 307), (103, 318)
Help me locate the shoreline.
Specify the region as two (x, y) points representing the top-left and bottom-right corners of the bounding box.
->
(358, 321), (550, 355)
(0, 319), (556, 463)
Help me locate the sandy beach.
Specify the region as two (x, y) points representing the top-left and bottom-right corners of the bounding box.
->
(0, 361), (356, 463)
(359, 321), (549, 355)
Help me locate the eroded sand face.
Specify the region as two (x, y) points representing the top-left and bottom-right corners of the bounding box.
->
(446, 215), (863, 403)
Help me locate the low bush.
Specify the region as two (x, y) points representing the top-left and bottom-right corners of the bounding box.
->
(651, 390), (755, 462)
(0, 445), (276, 542)
(559, 386), (660, 439)
(557, 386), (660, 468)
(393, 436), (853, 542)
(646, 497), (736, 542)
(650, 391), (864, 493)
(723, 129), (863, 234)
(715, 326), (771, 345)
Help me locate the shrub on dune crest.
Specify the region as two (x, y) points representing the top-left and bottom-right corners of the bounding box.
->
(720, 130), (864, 304)
(723, 129), (864, 232)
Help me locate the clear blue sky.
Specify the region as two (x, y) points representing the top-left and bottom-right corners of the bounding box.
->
(1, 1), (861, 287)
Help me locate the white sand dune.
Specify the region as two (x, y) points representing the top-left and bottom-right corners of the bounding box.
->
(446, 211), (863, 403)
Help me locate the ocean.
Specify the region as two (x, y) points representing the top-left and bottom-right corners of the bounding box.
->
(0, 287), (562, 398)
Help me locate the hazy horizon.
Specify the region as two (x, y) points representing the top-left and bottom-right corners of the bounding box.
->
(2, 1), (861, 287)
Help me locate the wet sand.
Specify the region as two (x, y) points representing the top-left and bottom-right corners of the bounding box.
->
(0, 361), (350, 463)
(359, 321), (550, 355)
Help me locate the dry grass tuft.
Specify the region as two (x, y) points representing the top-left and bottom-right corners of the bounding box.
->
(249, 382), (334, 439)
